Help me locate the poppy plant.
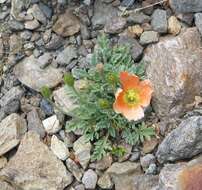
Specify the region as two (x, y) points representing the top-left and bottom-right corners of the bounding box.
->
(113, 71), (153, 121)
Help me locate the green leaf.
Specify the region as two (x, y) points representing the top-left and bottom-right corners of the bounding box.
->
(91, 138), (112, 161)
(41, 86), (52, 99)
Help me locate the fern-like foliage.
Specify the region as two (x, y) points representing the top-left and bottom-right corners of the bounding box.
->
(42, 35), (155, 161)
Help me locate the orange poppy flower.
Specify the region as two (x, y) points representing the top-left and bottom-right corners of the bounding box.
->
(113, 71), (153, 121)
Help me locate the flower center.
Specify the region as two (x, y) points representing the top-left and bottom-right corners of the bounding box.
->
(124, 89), (140, 106)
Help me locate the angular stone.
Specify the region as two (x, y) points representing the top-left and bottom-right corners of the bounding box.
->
(42, 115), (62, 134)
(151, 9), (167, 34)
(107, 161), (142, 190)
(156, 116), (202, 163)
(0, 86), (24, 107)
(104, 17), (127, 34)
(0, 114), (27, 156)
(24, 19), (40, 30)
(127, 12), (151, 24)
(56, 46), (77, 66)
(170, 0), (202, 13)
(168, 16), (181, 35)
(28, 4), (46, 24)
(140, 31), (159, 45)
(53, 10), (80, 37)
(96, 154), (112, 170)
(14, 55), (63, 92)
(82, 169), (97, 189)
(145, 27), (202, 117)
(53, 87), (78, 115)
(66, 158), (84, 182)
(0, 132), (73, 189)
(27, 109), (45, 138)
(118, 35), (143, 61)
(11, 0), (31, 21)
(195, 13), (202, 36)
(98, 173), (113, 189)
(51, 135), (69, 160)
(0, 156), (7, 169)
(142, 138), (158, 154)
(92, 0), (119, 29)
(73, 136), (92, 169)
(133, 175), (159, 190)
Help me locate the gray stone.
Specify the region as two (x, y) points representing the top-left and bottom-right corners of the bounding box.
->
(40, 99), (54, 116)
(42, 115), (62, 134)
(73, 136), (92, 169)
(53, 87), (78, 115)
(66, 158), (84, 182)
(20, 30), (32, 40)
(195, 13), (202, 36)
(96, 154), (112, 170)
(27, 4), (46, 24)
(133, 175), (159, 190)
(38, 52), (53, 69)
(104, 17), (127, 34)
(158, 163), (186, 190)
(0, 181), (15, 190)
(0, 86), (24, 107)
(140, 154), (156, 171)
(56, 46), (77, 66)
(27, 109), (45, 138)
(1, 99), (20, 116)
(0, 156), (7, 169)
(98, 173), (113, 189)
(14, 55), (63, 92)
(107, 161), (142, 190)
(121, 0), (135, 7)
(156, 116), (202, 163)
(158, 156), (202, 190)
(45, 34), (64, 50)
(177, 13), (194, 26)
(51, 135), (69, 160)
(145, 163), (157, 175)
(24, 19), (40, 30)
(0, 10), (9, 20)
(92, 0), (119, 29)
(0, 38), (3, 59)
(140, 31), (159, 45)
(127, 12), (151, 24)
(0, 132), (73, 189)
(0, 114), (27, 156)
(82, 169), (97, 189)
(118, 35), (143, 61)
(144, 28), (202, 117)
(11, 0), (31, 21)
(53, 10), (80, 37)
(8, 20), (24, 31)
(39, 2), (53, 19)
(151, 9), (167, 34)
(170, 0), (202, 13)
(129, 151), (140, 162)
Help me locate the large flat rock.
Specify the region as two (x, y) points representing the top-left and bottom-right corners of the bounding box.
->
(0, 132), (73, 190)
(14, 55), (63, 92)
(0, 113), (27, 156)
(145, 27), (202, 117)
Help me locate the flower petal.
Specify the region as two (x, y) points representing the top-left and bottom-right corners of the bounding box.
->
(113, 89), (128, 114)
(138, 80), (153, 107)
(120, 72), (140, 90)
(122, 106), (144, 121)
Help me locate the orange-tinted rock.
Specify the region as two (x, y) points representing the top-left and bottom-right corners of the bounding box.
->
(179, 164), (202, 190)
(145, 27), (202, 117)
(53, 10), (80, 37)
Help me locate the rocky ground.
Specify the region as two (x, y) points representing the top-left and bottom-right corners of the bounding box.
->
(0, 0), (202, 190)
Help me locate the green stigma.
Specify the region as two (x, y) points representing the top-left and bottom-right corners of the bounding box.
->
(124, 89), (140, 106)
